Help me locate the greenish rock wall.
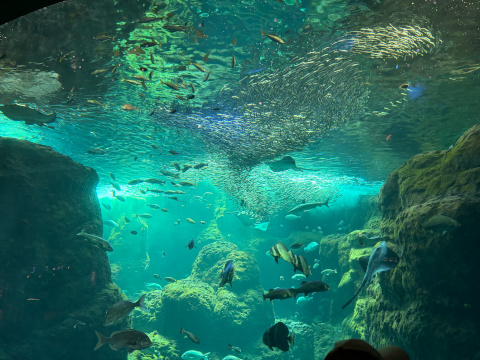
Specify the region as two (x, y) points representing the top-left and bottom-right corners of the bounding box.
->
(0, 138), (125, 360)
(344, 122), (480, 359)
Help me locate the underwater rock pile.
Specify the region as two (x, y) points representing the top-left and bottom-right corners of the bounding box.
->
(349, 122), (480, 359)
(0, 138), (124, 360)
(134, 241), (274, 353)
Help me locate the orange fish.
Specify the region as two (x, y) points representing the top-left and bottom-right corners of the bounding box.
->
(386, 134), (392, 141)
(121, 104), (138, 111)
(232, 36), (237, 46)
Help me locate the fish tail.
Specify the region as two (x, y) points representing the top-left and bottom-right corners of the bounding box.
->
(204, 352), (211, 359)
(136, 293), (148, 312)
(288, 333), (295, 347)
(94, 330), (108, 351)
(180, 327), (184, 333)
(261, 29), (265, 36)
(325, 198), (330, 208)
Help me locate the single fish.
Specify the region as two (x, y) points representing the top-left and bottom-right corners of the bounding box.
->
(219, 260), (235, 288)
(267, 156), (307, 172)
(262, 288), (295, 301)
(181, 350), (210, 360)
(127, 179), (145, 185)
(153, 274), (162, 280)
(293, 280), (329, 299)
(164, 277), (177, 283)
(270, 242), (293, 264)
(0, 104), (56, 127)
(292, 274), (306, 281)
(104, 294), (147, 326)
(287, 199), (330, 214)
(186, 218), (196, 224)
(145, 283), (163, 291)
(260, 29), (286, 44)
(94, 329), (152, 352)
(134, 213), (153, 219)
(290, 242), (305, 249)
(180, 327), (200, 344)
(228, 344), (241, 353)
(423, 214), (460, 234)
(77, 229), (113, 251)
(145, 178), (166, 185)
(109, 180), (121, 191)
(342, 241), (399, 309)
(291, 254), (311, 277)
(263, 322), (294, 352)
(193, 163), (208, 169)
(321, 268), (337, 276)
(103, 220), (119, 228)
(88, 148), (106, 155)
(186, 239), (196, 249)
(179, 181), (195, 187)
(124, 216), (131, 223)
(147, 204), (162, 209)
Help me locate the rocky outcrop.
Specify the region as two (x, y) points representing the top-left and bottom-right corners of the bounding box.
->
(0, 138), (124, 360)
(134, 241), (274, 354)
(343, 123), (480, 359)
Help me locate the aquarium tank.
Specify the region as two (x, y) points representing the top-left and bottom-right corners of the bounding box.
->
(0, 0), (479, 359)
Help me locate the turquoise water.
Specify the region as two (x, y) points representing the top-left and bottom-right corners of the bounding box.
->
(1, 0), (479, 359)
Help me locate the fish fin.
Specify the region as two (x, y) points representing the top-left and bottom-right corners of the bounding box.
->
(204, 352), (211, 359)
(109, 344), (119, 351)
(180, 327), (184, 333)
(94, 330), (107, 351)
(325, 198), (330, 208)
(136, 293), (148, 312)
(301, 199), (306, 203)
(289, 333), (295, 347)
(301, 281), (307, 285)
(229, 281), (233, 288)
(274, 257), (279, 264)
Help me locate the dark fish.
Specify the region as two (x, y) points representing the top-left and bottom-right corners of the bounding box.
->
(219, 260), (235, 288)
(145, 178), (166, 185)
(232, 36), (237, 46)
(270, 243), (293, 264)
(0, 104), (56, 126)
(147, 204), (162, 209)
(130, 231), (138, 235)
(125, 216), (130, 223)
(180, 327), (200, 344)
(186, 94), (195, 100)
(172, 162), (181, 171)
(193, 163), (208, 169)
(186, 239), (196, 249)
(293, 280), (329, 299)
(77, 230), (113, 251)
(159, 169), (179, 178)
(342, 241), (399, 309)
(203, 71), (210, 82)
(203, 53), (210, 62)
(128, 179), (145, 185)
(291, 255), (312, 277)
(290, 243), (305, 249)
(287, 199), (330, 214)
(181, 164), (192, 172)
(94, 329), (152, 352)
(153, 274), (162, 279)
(168, 196), (180, 201)
(140, 40), (161, 48)
(109, 180), (121, 191)
(104, 294), (147, 326)
(109, 172), (116, 181)
(228, 344), (241, 353)
(178, 65), (187, 71)
(101, 203), (112, 210)
(262, 288), (295, 301)
(137, 17), (163, 23)
(147, 188), (164, 193)
(267, 156), (306, 172)
(169, 150), (180, 155)
(163, 251), (166, 257)
(263, 322), (294, 352)
(231, 50), (236, 69)
(112, 190), (126, 202)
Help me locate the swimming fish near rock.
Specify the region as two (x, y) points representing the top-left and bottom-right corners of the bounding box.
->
(263, 322), (295, 352)
(270, 243), (294, 264)
(77, 229), (113, 251)
(293, 280), (329, 299)
(228, 344), (242, 353)
(262, 288), (295, 301)
(94, 329), (152, 352)
(342, 241), (399, 309)
(181, 350), (210, 360)
(0, 104), (56, 127)
(180, 327), (200, 344)
(219, 260), (235, 288)
(186, 239), (196, 249)
(164, 277), (178, 283)
(304, 241), (319, 253)
(103, 220), (119, 228)
(291, 254), (311, 277)
(104, 294), (147, 326)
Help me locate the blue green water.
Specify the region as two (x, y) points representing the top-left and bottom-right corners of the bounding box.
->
(1, 0), (480, 359)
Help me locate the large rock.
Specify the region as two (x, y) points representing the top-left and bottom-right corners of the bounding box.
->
(134, 241), (274, 354)
(343, 123), (480, 359)
(0, 138), (124, 360)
